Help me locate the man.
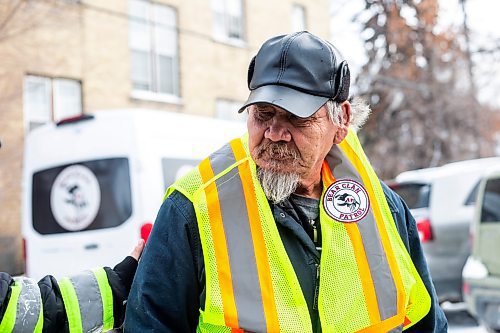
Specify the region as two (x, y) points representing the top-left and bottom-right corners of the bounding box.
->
(0, 240), (144, 332)
(125, 31), (448, 332)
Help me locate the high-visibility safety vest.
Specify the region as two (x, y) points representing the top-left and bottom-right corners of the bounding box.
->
(167, 130), (431, 333)
(0, 268), (114, 333)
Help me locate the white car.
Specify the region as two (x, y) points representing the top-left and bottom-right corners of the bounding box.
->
(388, 158), (500, 303)
(22, 109), (246, 280)
(463, 166), (500, 333)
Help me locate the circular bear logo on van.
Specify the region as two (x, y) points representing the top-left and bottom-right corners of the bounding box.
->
(50, 165), (101, 231)
(323, 179), (370, 223)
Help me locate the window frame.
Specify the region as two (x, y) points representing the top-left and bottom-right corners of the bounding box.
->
(211, 0), (246, 47)
(23, 74), (83, 132)
(128, 0), (180, 102)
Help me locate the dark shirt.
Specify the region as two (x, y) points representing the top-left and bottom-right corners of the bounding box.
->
(124, 182), (448, 332)
(288, 193), (321, 248)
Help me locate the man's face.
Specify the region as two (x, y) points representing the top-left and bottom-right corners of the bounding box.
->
(247, 103), (338, 179)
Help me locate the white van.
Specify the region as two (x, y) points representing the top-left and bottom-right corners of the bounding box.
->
(22, 109), (246, 280)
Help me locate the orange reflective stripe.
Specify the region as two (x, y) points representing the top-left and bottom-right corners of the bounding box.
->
(199, 158), (239, 328)
(345, 223), (382, 324)
(340, 141), (406, 324)
(321, 160), (335, 185)
(322, 161), (381, 325)
(355, 313), (403, 333)
(230, 139), (281, 333)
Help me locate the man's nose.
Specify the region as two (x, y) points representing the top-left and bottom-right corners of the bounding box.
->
(264, 119), (291, 142)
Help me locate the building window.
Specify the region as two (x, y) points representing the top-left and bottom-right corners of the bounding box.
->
(215, 99), (246, 123)
(129, 0), (179, 97)
(212, 0), (245, 44)
(23, 75), (82, 131)
(291, 4), (307, 32)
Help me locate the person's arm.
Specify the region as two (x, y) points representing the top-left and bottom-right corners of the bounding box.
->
(0, 272), (14, 327)
(104, 240), (144, 329)
(381, 182), (448, 333)
(0, 242), (143, 333)
(124, 191), (202, 332)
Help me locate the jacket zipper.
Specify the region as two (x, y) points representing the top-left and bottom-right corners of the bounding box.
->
(313, 263), (320, 310)
(310, 218), (321, 311)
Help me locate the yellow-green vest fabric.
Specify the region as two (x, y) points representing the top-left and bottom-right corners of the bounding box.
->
(167, 130), (431, 333)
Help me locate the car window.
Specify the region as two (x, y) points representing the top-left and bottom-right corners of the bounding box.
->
(389, 183), (431, 209)
(480, 177), (500, 223)
(32, 158), (132, 234)
(464, 181), (480, 206)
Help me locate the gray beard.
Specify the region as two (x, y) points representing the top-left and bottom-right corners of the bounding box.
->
(257, 167), (300, 204)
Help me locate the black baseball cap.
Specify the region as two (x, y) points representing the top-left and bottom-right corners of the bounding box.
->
(239, 31), (350, 118)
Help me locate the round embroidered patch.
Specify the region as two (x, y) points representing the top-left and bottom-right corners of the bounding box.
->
(323, 179), (370, 223)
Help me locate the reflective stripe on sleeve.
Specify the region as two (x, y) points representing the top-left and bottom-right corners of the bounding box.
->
(34, 300), (43, 333)
(92, 268), (114, 331)
(0, 281), (22, 332)
(15, 277), (44, 333)
(0, 277), (44, 333)
(59, 277), (83, 333)
(59, 269), (111, 333)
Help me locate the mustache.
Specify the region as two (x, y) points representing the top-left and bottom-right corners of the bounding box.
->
(255, 141), (299, 160)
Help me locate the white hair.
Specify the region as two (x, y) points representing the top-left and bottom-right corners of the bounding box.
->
(257, 168), (300, 204)
(325, 97), (371, 131)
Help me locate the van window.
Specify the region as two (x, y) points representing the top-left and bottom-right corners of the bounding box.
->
(162, 157), (200, 190)
(481, 177), (500, 223)
(390, 183), (431, 209)
(32, 158), (132, 234)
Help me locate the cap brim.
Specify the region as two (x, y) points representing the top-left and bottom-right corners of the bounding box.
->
(238, 85), (329, 118)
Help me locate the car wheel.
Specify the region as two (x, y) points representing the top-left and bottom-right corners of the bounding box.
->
(485, 324), (500, 333)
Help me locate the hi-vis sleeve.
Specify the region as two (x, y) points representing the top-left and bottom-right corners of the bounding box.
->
(0, 268), (114, 333)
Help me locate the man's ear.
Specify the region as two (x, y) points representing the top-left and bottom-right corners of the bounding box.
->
(333, 101), (351, 144)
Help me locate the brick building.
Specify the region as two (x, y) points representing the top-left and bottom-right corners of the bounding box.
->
(0, 0), (331, 273)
